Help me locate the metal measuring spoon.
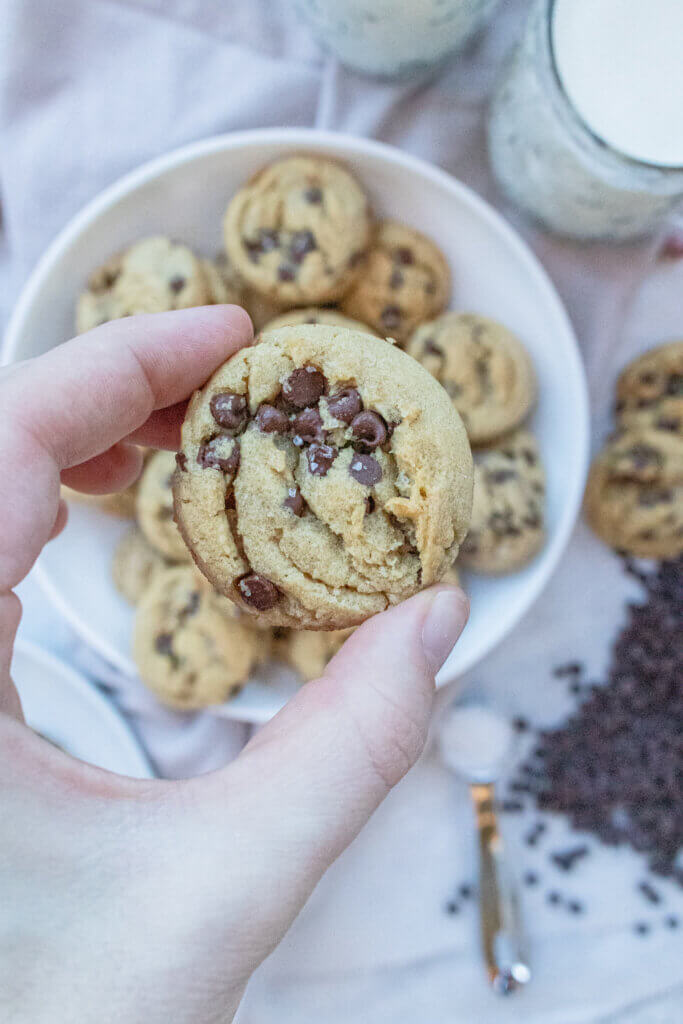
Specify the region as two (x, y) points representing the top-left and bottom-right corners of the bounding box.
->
(439, 703), (531, 994)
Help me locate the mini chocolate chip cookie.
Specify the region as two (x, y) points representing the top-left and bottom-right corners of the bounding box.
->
(585, 427), (683, 558)
(173, 324), (473, 630)
(459, 429), (545, 574)
(133, 566), (262, 709)
(615, 340), (683, 434)
(137, 450), (192, 562)
(262, 306), (379, 335)
(76, 236), (210, 333)
(112, 527), (171, 605)
(277, 627), (355, 681)
(406, 313), (536, 446)
(224, 156), (372, 307)
(340, 220), (450, 344)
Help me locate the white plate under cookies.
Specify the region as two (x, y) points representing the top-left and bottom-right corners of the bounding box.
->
(3, 128), (589, 724)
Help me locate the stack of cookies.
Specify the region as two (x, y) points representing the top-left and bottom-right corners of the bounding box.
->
(67, 153), (547, 709)
(585, 341), (683, 559)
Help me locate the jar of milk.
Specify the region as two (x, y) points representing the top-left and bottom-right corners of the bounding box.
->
(487, 0), (683, 241)
(294, 0), (500, 79)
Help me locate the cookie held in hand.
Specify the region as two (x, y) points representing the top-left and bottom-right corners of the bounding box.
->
(173, 325), (473, 630)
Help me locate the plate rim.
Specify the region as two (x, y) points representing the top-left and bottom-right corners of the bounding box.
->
(3, 127), (590, 721)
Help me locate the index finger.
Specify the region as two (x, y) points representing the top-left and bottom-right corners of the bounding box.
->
(0, 305), (252, 591)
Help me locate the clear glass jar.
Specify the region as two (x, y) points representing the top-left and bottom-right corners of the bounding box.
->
(487, 0), (683, 242)
(294, 0), (500, 79)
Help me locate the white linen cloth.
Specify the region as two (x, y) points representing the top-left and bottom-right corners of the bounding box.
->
(1, 0), (682, 1020)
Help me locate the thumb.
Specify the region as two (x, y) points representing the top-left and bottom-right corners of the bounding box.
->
(176, 585), (468, 968)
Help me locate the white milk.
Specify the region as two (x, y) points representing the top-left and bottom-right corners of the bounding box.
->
(553, 0), (683, 168)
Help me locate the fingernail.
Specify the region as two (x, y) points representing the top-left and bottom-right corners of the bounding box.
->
(421, 589), (469, 675)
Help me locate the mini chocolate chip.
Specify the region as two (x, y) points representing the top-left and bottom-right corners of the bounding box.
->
(445, 901), (459, 915)
(210, 391), (247, 432)
(389, 269), (404, 289)
(351, 410), (387, 451)
(547, 891), (562, 905)
(307, 442), (337, 476)
(304, 186), (323, 204)
(395, 247), (414, 265)
(458, 884), (473, 900)
(524, 872), (539, 886)
(278, 264), (296, 282)
(289, 230), (317, 263)
(349, 250), (365, 267)
(256, 404), (290, 434)
(183, 592), (200, 618)
(175, 451), (187, 471)
(327, 387), (363, 424)
(567, 900), (583, 914)
(155, 633), (174, 655)
(236, 573), (281, 610)
(365, 495), (376, 514)
(666, 373), (682, 395)
(665, 915), (679, 928)
(380, 304), (402, 330)
(634, 922), (650, 936)
(488, 468), (517, 484)
(292, 407), (324, 442)
(197, 436), (240, 473)
(284, 486), (306, 517)
(423, 339), (445, 359)
(245, 228), (279, 261)
(349, 453), (382, 486)
(283, 366), (326, 408)
(169, 276), (186, 294)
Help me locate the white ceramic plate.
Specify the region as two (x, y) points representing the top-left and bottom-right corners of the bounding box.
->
(3, 129), (589, 724)
(12, 641), (153, 777)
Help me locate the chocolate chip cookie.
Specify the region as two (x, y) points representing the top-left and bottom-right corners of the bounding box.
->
(615, 340), (683, 434)
(340, 220), (450, 344)
(262, 306), (379, 335)
(201, 254), (244, 305)
(137, 450), (192, 562)
(406, 313), (536, 446)
(76, 236), (210, 333)
(459, 429), (545, 574)
(585, 427), (683, 559)
(277, 627), (355, 681)
(112, 527), (171, 605)
(224, 156), (372, 306)
(133, 566), (262, 709)
(173, 324), (473, 630)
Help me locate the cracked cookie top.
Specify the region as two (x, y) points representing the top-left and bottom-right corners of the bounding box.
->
(223, 155), (372, 306)
(173, 325), (473, 630)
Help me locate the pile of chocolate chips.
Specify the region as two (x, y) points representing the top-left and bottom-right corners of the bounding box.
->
(508, 556), (682, 881)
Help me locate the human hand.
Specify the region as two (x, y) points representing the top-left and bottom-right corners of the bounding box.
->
(0, 307), (468, 1023)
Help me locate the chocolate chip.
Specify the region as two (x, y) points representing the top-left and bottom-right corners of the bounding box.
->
(365, 495), (376, 514)
(210, 391), (247, 432)
(638, 881), (661, 905)
(567, 900), (583, 914)
(666, 373), (682, 395)
(289, 230), (317, 263)
(395, 247), (414, 265)
(523, 871), (539, 886)
(236, 573), (281, 610)
(547, 891), (562, 906)
(283, 366), (326, 408)
(256, 404), (290, 434)
(245, 228), (279, 261)
(351, 410), (387, 451)
(380, 304), (402, 330)
(423, 339), (445, 359)
(175, 451), (187, 471)
(197, 436), (240, 473)
(551, 846), (589, 872)
(155, 633), (174, 655)
(488, 469), (517, 484)
(349, 453), (382, 486)
(304, 186), (323, 204)
(327, 387), (363, 424)
(389, 270), (404, 289)
(458, 884), (473, 900)
(182, 592), (200, 618)
(445, 901), (459, 915)
(225, 489), (236, 511)
(634, 922), (650, 936)
(292, 407), (324, 443)
(665, 915), (679, 928)
(284, 486), (306, 517)
(169, 275), (186, 294)
(278, 264), (296, 282)
(513, 716), (529, 732)
(307, 442), (337, 476)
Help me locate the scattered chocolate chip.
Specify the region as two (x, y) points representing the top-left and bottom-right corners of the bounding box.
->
(236, 573), (281, 610)
(524, 871), (539, 886)
(169, 275), (186, 294)
(389, 269), (404, 289)
(665, 915), (679, 928)
(182, 592), (200, 618)
(289, 229), (317, 263)
(445, 901), (459, 915)
(380, 304), (402, 331)
(284, 486), (306, 517)
(488, 469), (517, 484)
(365, 495), (376, 514)
(553, 661), (583, 678)
(327, 386), (363, 424)
(512, 716), (529, 733)
(567, 900), (583, 914)
(395, 247), (414, 265)
(500, 800), (524, 813)
(634, 922), (650, 936)
(307, 442), (337, 476)
(210, 391), (247, 432)
(175, 451), (187, 471)
(351, 410), (388, 451)
(547, 891), (562, 906)
(256, 404), (290, 434)
(245, 228), (279, 261)
(283, 366), (326, 408)
(155, 633), (174, 655)
(292, 407), (324, 443)
(304, 186), (323, 204)
(197, 436), (240, 473)
(637, 881), (661, 905)
(278, 264), (296, 282)
(349, 453), (382, 486)
(458, 884), (473, 900)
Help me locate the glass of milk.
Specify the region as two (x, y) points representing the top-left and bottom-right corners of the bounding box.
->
(487, 0), (683, 241)
(294, 0), (500, 79)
